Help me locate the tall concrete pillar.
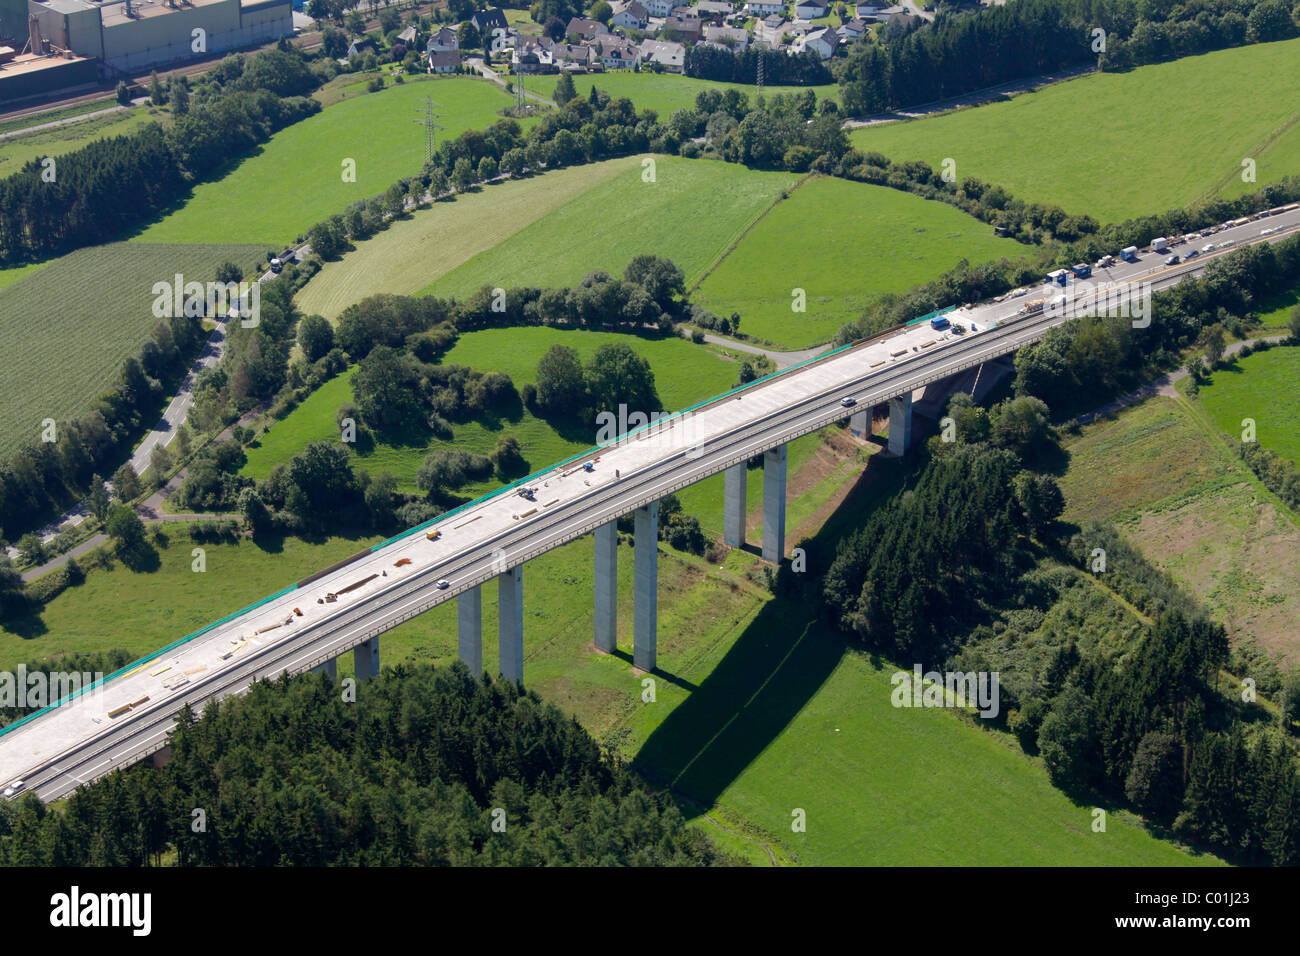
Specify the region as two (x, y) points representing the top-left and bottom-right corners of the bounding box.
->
(312, 657), (337, 679)
(458, 585), (482, 678)
(849, 408), (869, 438)
(889, 392), (913, 456)
(594, 520), (618, 653)
(353, 637), (379, 682)
(762, 443), (787, 564)
(498, 565), (524, 684)
(633, 501), (659, 673)
(723, 462), (746, 548)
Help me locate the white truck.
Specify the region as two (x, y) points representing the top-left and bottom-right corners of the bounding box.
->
(1152, 237), (1168, 253)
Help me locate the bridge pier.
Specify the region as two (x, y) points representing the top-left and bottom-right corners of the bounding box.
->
(499, 565), (524, 684)
(888, 392), (913, 455)
(723, 462), (746, 548)
(762, 443), (787, 564)
(633, 501), (658, 672)
(312, 657), (337, 679)
(458, 585), (482, 678)
(594, 520), (618, 653)
(848, 408), (869, 439)
(353, 637), (379, 682)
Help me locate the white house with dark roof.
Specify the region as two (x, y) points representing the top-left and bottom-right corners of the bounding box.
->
(592, 35), (642, 67)
(552, 41), (595, 69)
(643, 0), (675, 14)
(840, 17), (868, 38)
(427, 49), (461, 72)
(470, 7), (509, 32)
(745, 0), (785, 15)
(611, 0), (650, 28)
(794, 0), (827, 17)
(427, 26), (458, 52)
(795, 24), (837, 57)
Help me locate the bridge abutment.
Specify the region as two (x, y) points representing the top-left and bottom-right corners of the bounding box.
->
(633, 501), (658, 672)
(499, 566), (524, 684)
(723, 462), (746, 547)
(594, 519), (618, 653)
(458, 584), (482, 678)
(762, 443), (787, 564)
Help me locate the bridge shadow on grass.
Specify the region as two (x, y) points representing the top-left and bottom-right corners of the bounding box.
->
(633, 595), (844, 814)
(633, 447), (913, 813)
(608, 648), (699, 693)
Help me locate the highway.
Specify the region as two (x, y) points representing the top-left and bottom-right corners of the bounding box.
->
(2, 204), (1298, 803)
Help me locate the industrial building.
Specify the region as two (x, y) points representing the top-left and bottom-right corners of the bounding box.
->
(1, 0), (290, 101)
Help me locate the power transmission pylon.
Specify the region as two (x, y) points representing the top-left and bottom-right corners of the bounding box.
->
(413, 96), (444, 162)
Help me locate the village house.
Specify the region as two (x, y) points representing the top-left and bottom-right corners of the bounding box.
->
(565, 16), (610, 40)
(610, 0), (650, 29)
(552, 41), (596, 70)
(745, 0), (785, 16)
(794, 0), (827, 17)
(638, 37), (685, 70)
(662, 6), (704, 41)
(795, 24), (837, 57)
(426, 26), (459, 53)
(592, 35), (642, 67)
(427, 49), (461, 72)
(703, 23), (749, 48)
(694, 0), (735, 22)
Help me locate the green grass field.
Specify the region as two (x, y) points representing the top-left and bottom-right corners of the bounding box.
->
(1200, 347), (1300, 464)
(0, 107), (157, 178)
(692, 175), (1020, 347)
(423, 155), (799, 300)
(0, 261), (46, 292)
(295, 157), (642, 319)
(132, 77), (520, 248)
(526, 72), (839, 117)
(242, 327), (745, 493)
(850, 38), (1300, 223)
(1059, 393), (1300, 664)
(0, 241), (264, 462)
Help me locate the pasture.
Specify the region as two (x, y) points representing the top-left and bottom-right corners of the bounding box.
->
(295, 157), (643, 319)
(423, 155), (799, 299)
(1199, 347), (1300, 464)
(0, 241), (265, 461)
(849, 38), (1300, 223)
(131, 77), (520, 247)
(692, 175), (1021, 348)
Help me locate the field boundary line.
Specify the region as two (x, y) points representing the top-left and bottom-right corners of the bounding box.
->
(1195, 112), (1300, 205)
(686, 171), (816, 295)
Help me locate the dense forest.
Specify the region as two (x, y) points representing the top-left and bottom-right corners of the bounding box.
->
(0, 663), (733, 865)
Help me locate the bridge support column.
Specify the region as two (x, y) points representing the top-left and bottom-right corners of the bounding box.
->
(353, 637), (379, 682)
(762, 443), (787, 564)
(848, 408), (869, 438)
(633, 501), (658, 673)
(889, 392), (913, 456)
(499, 565), (524, 685)
(594, 520), (618, 653)
(312, 657), (337, 679)
(723, 462), (746, 548)
(458, 585), (482, 678)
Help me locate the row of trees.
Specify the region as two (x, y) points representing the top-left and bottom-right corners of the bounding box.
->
(685, 44), (833, 86)
(0, 664), (731, 865)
